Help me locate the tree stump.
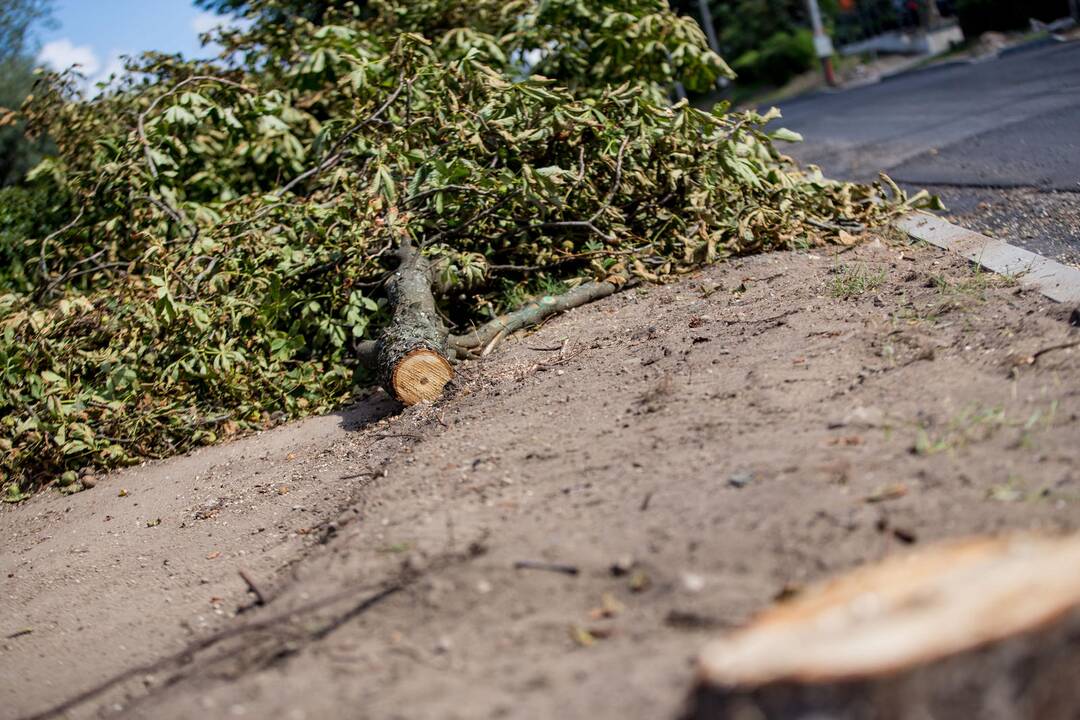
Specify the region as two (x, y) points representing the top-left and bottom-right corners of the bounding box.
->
(685, 533), (1080, 720)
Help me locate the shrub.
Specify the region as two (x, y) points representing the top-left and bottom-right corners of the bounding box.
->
(732, 29), (816, 86)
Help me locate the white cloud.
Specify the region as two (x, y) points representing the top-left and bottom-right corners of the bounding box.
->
(191, 10), (223, 35)
(37, 40), (130, 97)
(92, 50), (129, 90)
(38, 38), (101, 76)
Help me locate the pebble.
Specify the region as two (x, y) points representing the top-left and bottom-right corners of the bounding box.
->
(681, 572), (706, 593)
(728, 471), (753, 488)
(609, 555), (636, 576)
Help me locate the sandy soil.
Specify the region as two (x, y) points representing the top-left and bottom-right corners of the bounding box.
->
(3, 234), (1079, 720)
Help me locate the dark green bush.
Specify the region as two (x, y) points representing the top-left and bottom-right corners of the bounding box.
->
(0, 184), (65, 294)
(732, 29), (816, 86)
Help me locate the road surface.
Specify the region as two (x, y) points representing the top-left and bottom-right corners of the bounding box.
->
(774, 39), (1080, 264)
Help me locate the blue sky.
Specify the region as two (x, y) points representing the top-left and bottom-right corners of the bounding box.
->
(37, 1), (227, 89)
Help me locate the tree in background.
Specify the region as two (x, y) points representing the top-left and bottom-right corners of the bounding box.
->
(669, 0), (838, 89)
(196, 0), (343, 23)
(0, 0), (55, 187)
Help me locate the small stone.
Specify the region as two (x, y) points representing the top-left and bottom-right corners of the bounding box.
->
(629, 570), (652, 593)
(81, 475), (97, 489)
(829, 405), (885, 429)
(728, 471), (753, 488)
(609, 555), (636, 577)
(681, 572), (706, 593)
(403, 552), (427, 574)
(476, 579), (493, 594)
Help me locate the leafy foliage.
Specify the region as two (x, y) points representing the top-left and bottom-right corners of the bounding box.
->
(730, 28), (815, 87)
(0, 0), (935, 499)
(696, 0), (835, 88)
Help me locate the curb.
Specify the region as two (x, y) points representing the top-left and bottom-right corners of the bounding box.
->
(894, 212), (1080, 305)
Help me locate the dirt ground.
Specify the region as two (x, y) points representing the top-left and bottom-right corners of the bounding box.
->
(3, 233), (1079, 720)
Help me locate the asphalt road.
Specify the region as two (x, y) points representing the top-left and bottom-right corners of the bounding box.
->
(774, 39), (1080, 263)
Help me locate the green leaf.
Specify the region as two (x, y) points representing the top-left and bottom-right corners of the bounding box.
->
(770, 127), (803, 143)
(163, 105), (198, 126)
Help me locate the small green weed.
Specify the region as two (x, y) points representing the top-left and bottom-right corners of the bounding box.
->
(913, 404), (1007, 456)
(932, 263), (991, 298)
(830, 264), (886, 299)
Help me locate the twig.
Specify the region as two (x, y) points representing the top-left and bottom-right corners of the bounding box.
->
(136, 194), (199, 245)
(187, 256), (219, 297)
(589, 136), (631, 223)
(404, 184), (491, 207)
(338, 470), (377, 481)
(21, 580), (401, 720)
(1030, 340), (1080, 364)
(275, 70), (407, 197)
(479, 328), (506, 357)
(513, 560), (580, 576)
(22, 535), (489, 720)
(640, 491), (654, 511)
(725, 308), (800, 325)
(451, 280), (618, 350)
(535, 344), (585, 370)
(806, 217), (865, 234)
(527, 342), (568, 352)
(534, 219), (616, 243)
(36, 209), (85, 282)
(45, 262), (128, 290)
(238, 569), (267, 607)
(422, 194), (511, 248)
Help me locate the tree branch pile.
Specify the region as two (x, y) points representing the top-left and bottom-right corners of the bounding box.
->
(0, 0), (939, 496)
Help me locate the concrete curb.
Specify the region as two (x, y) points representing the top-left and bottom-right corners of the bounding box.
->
(894, 212), (1080, 304)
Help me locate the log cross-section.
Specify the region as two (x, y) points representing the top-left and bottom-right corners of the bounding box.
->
(376, 242), (453, 405)
(685, 533), (1080, 720)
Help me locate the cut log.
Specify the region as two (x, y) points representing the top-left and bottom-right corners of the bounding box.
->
(355, 254), (624, 402)
(376, 242), (453, 405)
(686, 533), (1080, 720)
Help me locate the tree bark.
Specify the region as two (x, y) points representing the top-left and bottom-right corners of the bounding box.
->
(685, 533), (1080, 720)
(375, 242), (453, 405)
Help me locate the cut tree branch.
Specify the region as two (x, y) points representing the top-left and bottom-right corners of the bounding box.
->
(450, 280), (618, 351)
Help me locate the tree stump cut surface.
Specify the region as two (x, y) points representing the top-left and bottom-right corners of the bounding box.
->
(390, 348), (453, 405)
(687, 533), (1080, 720)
